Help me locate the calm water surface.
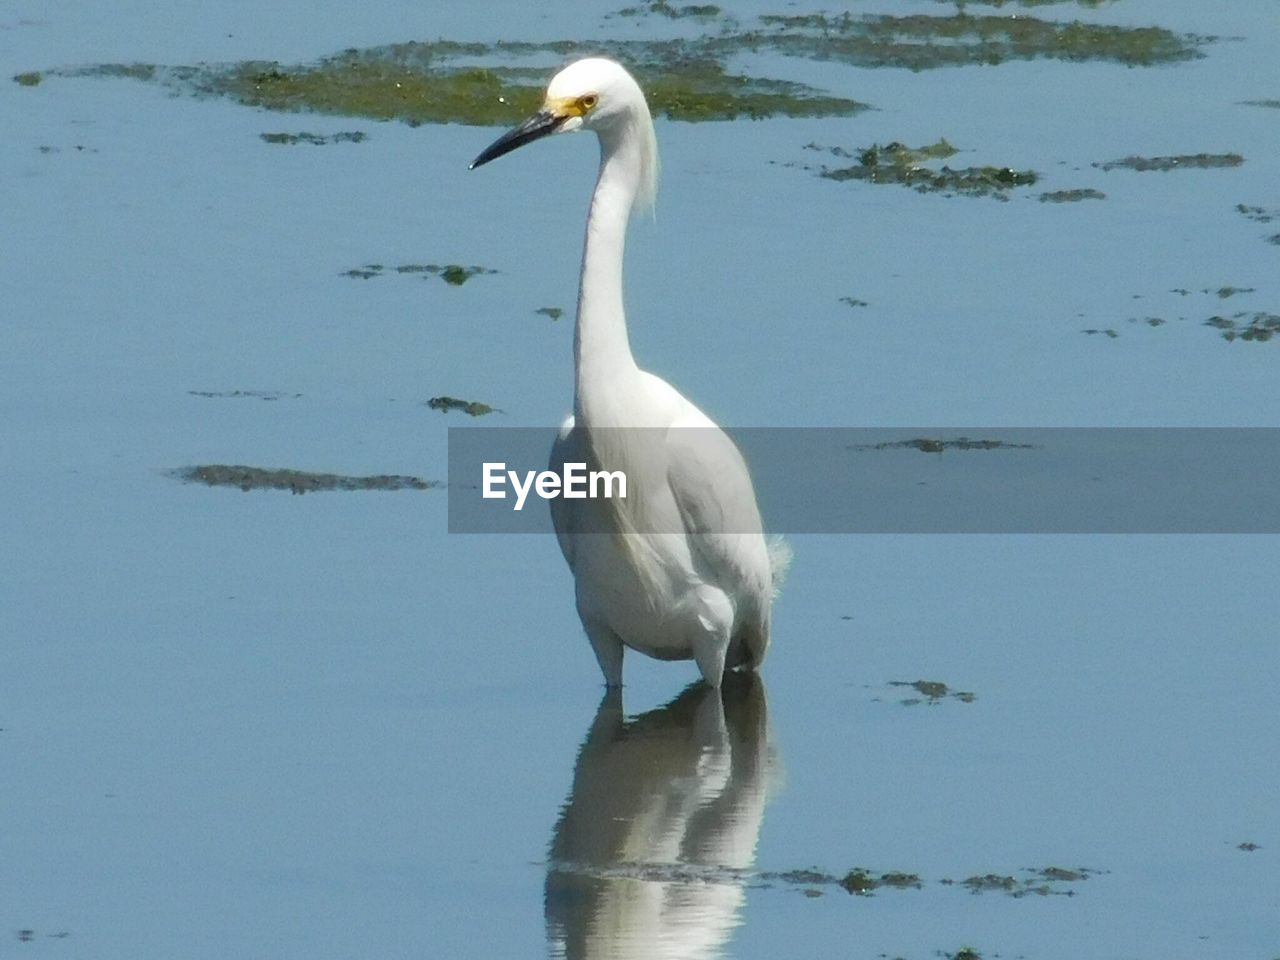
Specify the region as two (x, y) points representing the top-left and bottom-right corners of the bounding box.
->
(3, 1), (1277, 957)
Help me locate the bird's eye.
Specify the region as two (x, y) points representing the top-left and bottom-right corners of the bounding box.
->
(580, 95), (598, 110)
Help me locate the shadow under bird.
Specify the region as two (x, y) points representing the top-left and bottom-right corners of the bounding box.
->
(471, 58), (790, 688)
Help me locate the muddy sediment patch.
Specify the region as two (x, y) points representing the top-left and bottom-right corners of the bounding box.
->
(175, 464), (439, 493)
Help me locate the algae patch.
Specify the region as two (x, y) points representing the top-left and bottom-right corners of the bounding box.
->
(807, 140), (1037, 199)
(1096, 152), (1244, 172)
(839, 869), (923, 895)
(426, 396), (496, 416)
(949, 866), (1103, 897)
(765, 862), (1099, 899)
(889, 679), (977, 705)
(184, 47), (866, 125)
(535, 306), (565, 321)
(176, 465), (438, 493)
(260, 130), (366, 145)
(45, 11), (1203, 129)
(188, 389), (302, 400)
(1236, 204), (1277, 224)
(13, 71), (42, 86)
(612, 1), (724, 20)
(756, 11), (1203, 68)
(343, 262), (496, 284)
(1039, 188), (1105, 202)
(851, 436), (1036, 453)
(1204, 313), (1280, 343)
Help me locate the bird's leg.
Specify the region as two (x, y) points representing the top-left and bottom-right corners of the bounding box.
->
(689, 587), (734, 690)
(583, 617), (625, 687)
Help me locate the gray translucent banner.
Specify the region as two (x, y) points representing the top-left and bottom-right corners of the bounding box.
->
(447, 428), (1280, 533)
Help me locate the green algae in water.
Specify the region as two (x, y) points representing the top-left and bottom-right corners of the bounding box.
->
(838, 868), (923, 895)
(839, 296), (869, 308)
(1096, 152), (1244, 172)
(1236, 203), (1277, 224)
(811, 139), (1036, 198)
(48, 9), (1202, 131)
(188, 389), (302, 400)
(426, 396), (496, 416)
(343, 262), (495, 284)
(1039, 188), (1106, 202)
(757, 12), (1203, 69)
(13, 71), (42, 86)
(613, 1), (724, 20)
(1205, 313), (1280, 343)
(198, 48), (866, 125)
(888, 679), (977, 704)
(177, 465), (437, 493)
(937, 0), (1115, 6)
(853, 436), (1035, 453)
(260, 130), (366, 145)
(535, 306), (565, 321)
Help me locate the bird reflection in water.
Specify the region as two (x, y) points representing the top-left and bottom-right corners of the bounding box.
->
(545, 675), (778, 960)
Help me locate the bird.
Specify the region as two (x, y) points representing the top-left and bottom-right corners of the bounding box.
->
(470, 57), (790, 688)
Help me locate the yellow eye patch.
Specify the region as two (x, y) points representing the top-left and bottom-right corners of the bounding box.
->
(547, 94), (600, 117)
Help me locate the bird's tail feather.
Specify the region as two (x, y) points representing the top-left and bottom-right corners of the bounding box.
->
(767, 535), (793, 600)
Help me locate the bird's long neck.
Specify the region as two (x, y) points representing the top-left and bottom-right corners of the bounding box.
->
(574, 128), (643, 421)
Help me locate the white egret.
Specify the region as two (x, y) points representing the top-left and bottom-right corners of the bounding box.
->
(471, 58), (789, 688)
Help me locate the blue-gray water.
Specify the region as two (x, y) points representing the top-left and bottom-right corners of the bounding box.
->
(3, 2), (1278, 957)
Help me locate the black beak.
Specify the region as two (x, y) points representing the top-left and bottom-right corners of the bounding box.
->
(470, 110), (565, 169)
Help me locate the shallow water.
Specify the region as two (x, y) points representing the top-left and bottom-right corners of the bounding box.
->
(3, 1), (1278, 958)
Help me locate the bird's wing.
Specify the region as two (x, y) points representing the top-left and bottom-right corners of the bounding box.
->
(549, 415), (580, 572)
(664, 416), (772, 612)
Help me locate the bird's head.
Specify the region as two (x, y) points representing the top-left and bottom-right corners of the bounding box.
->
(470, 58), (658, 211)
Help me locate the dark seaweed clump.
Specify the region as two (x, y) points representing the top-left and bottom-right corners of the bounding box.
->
(177, 465), (437, 493)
